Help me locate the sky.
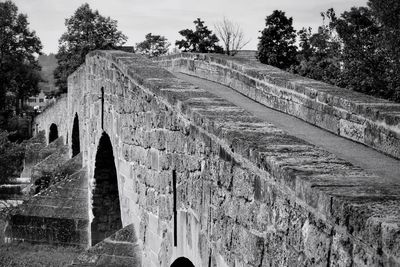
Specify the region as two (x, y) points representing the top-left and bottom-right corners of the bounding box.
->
(11, 0), (368, 54)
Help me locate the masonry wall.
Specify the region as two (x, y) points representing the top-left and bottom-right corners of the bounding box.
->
(36, 51), (400, 267)
(157, 53), (400, 160)
(34, 97), (68, 146)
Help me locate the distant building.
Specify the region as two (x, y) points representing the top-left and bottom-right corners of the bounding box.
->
(26, 91), (47, 110)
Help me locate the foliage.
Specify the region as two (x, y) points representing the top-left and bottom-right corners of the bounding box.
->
(333, 7), (388, 97)
(136, 33), (170, 58)
(0, 0), (42, 112)
(214, 18), (250, 56)
(54, 3), (127, 93)
(367, 0), (400, 101)
(0, 130), (25, 183)
(176, 18), (223, 53)
(257, 10), (297, 69)
(6, 114), (32, 142)
(266, 3), (400, 103)
(293, 9), (342, 85)
(33, 171), (66, 194)
(34, 173), (51, 194)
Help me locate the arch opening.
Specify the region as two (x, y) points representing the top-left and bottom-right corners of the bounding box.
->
(91, 132), (122, 245)
(49, 123), (58, 143)
(71, 113), (80, 157)
(170, 257), (195, 267)
(101, 87), (104, 129)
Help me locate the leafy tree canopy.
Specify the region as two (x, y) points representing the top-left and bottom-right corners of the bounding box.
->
(367, 0), (400, 101)
(257, 10), (297, 69)
(136, 33), (170, 58)
(54, 4), (127, 93)
(176, 18), (223, 53)
(294, 9), (341, 85)
(0, 0), (42, 111)
(333, 7), (389, 97)
(265, 4), (400, 102)
(0, 130), (25, 183)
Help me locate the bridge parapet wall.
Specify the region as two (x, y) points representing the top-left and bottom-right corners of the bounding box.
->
(36, 51), (400, 266)
(86, 51), (400, 266)
(34, 96), (68, 145)
(157, 53), (400, 159)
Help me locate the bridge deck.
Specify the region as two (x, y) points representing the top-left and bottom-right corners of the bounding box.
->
(174, 72), (400, 184)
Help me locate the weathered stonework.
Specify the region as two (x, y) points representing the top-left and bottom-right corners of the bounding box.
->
(157, 53), (400, 160)
(34, 97), (68, 146)
(20, 131), (47, 178)
(32, 51), (400, 266)
(5, 135), (89, 247)
(30, 137), (69, 185)
(6, 167), (89, 247)
(70, 224), (141, 266)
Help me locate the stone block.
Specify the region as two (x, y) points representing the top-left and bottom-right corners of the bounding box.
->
(329, 232), (353, 267)
(339, 119), (366, 143)
(231, 227), (264, 266)
(301, 219), (331, 266)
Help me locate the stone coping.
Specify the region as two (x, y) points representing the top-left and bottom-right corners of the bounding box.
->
(81, 50), (400, 264)
(157, 53), (400, 159)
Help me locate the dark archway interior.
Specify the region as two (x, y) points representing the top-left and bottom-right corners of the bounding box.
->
(101, 87), (104, 129)
(49, 123), (58, 143)
(91, 132), (122, 245)
(71, 113), (80, 157)
(170, 257), (195, 267)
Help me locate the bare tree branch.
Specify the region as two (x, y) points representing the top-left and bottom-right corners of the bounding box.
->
(215, 17), (250, 56)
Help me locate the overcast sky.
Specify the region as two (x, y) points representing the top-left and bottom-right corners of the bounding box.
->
(11, 0), (367, 54)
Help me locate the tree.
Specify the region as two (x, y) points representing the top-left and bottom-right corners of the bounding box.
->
(257, 10), (297, 69)
(214, 18), (250, 56)
(136, 33), (170, 58)
(334, 7), (391, 99)
(54, 4), (127, 93)
(176, 18), (223, 53)
(0, 130), (25, 183)
(368, 0), (400, 101)
(294, 9), (342, 85)
(368, 0), (400, 67)
(0, 0), (42, 112)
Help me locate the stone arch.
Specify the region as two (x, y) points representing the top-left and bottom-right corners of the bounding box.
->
(101, 87), (104, 129)
(170, 257), (195, 267)
(49, 123), (58, 143)
(91, 131), (122, 245)
(71, 113), (80, 157)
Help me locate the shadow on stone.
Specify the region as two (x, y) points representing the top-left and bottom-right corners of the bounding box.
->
(91, 132), (122, 246)
(170, 257), (195, 267)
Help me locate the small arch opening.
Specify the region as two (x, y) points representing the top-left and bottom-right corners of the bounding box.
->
(101, 87), (104, 129)
(71, 113), (80, 157)
(91, 132), (122, 245)
(49, 123), (58, 143)
(171, 257), (195, 267)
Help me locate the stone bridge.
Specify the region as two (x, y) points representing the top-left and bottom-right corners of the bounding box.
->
(10, 51), (400, 266)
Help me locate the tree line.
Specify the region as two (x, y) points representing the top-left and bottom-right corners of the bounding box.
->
(1, 0), (399, 118)
(257, 0), (400, 102)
